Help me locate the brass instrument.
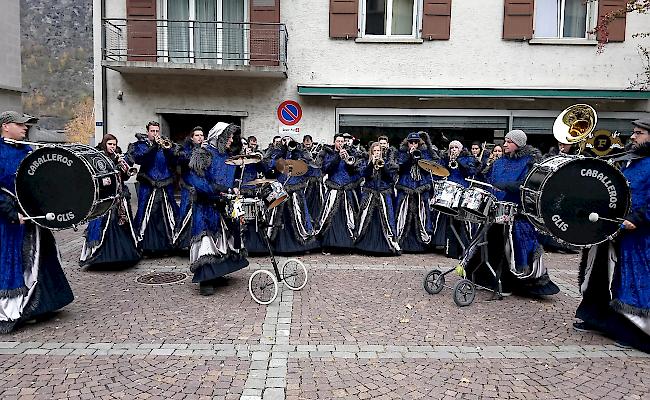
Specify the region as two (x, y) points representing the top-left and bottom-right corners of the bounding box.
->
(448, 154), (459, 169)
(553, 104), (597, 145)
(287, 140), (298, 151)
(374, 157), (385, 170)
(116, 154), (138, 176)
(411, 149), (422, 160)
(341, 145), (356, 165)
(154, 135), (173, 149)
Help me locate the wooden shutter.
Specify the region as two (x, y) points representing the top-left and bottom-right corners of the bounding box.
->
(502, 0), (533, 40)
(421, 0), (452, 40)
(598, 0), (627, 42)
(250, 0), (281, 66)
(126, 0), (157, 61)
(330, 0), (358, 39)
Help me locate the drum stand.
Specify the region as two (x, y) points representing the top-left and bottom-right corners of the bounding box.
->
(424, 221), (505, 307)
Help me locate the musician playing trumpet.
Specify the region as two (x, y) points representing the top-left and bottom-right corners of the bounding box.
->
(394, 132), (439, 253)
(355, 142), (400, 255)
(79, 133), (141, 268)
(127, 121), (180, 255)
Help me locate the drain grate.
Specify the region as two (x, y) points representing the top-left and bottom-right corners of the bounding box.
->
(136, 272), (187, 285)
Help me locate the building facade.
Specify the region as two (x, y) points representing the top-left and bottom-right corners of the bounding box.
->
(94, 0), (650, 152)
(0, 0), (24, 112)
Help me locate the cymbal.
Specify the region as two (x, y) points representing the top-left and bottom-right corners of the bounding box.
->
(225, 154), (262, 166)
(276, 159), (308, 176)
(244, 178), (277, 186)
(418, 159), (450, 177)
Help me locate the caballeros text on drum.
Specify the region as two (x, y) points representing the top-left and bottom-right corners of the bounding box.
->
(27, 153), (74, 175)
(580, 168), (619, 208)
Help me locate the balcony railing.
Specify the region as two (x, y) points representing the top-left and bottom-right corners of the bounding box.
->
(102, 18), (288, 74)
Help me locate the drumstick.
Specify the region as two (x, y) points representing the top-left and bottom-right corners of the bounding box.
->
(465, 178), (502, 191)
(588, 212), (625, 227)
(22, 213), (56, 221)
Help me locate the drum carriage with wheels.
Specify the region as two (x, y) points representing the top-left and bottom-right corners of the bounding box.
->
(225, 155), (310, 305)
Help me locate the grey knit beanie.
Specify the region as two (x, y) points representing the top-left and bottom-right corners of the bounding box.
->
(505, 129), (527, 147)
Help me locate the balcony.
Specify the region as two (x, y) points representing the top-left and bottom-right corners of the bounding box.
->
(102, 18), (288, 78)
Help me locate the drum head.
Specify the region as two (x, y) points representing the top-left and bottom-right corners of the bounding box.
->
(531, 157), (630, 247)
(16, 146), (95, 229)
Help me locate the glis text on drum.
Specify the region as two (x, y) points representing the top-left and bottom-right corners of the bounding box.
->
(56, 212), (75, 222)
(27, 154), (74, 175)
(580, 168), (618, 209)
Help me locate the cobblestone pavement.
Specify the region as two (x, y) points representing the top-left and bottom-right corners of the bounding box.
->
(0, 229), (648, 399)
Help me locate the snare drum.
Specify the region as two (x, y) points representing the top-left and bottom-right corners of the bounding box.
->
(241, 198), (264, 221)
(15, 144), (120, 230)
(430, 181), (465, 216)
(260, 181), (288, 210)
(493, 201), (518, 225)
(521, 155), (630, 247)
(459, 187), (495, 221)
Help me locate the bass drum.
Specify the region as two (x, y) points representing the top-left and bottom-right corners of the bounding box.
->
(521, 155), (630, 248)
(15, 144), (120, 230)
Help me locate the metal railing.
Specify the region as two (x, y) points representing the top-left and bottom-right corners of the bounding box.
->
(103, 18), (288, 67)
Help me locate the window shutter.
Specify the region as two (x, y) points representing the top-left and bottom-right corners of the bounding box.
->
(126, 0), (157, 61)
(598, 0), (627, 42)
(502, 0), (533, 40)
(421, 0), (452, 40)
(250, 0), (281, 66)
(330, 0), (358, 39)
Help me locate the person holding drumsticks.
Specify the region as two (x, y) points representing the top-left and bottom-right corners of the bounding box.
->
(0, 111), (74, 333)
(574, 118), (650, 352)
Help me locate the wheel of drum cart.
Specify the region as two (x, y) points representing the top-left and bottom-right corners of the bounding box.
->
(249, 269), (278, 305)
(453, 279), (476, 307)
(423, 269), (445, 295)
(281, 259), (308, 291)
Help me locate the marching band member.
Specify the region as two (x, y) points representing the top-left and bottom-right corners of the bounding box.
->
(79, 134), (141, 268)
(574, 118), (650, 352)
(432, 140), (479, 258)
(395, 132), (439, 252)
(186, 123), (248, 296)
(316, 133), (364, 251)
(265, 136), (319, 254)
(478, 144), (503, 180)
(302, 134), (325, 222)
(173, 126), (205, 251)
(127, 121), (180, 255)
(0, 111), (73, 333)
(247, 135), (259, 152)
(477, 130), (559, 296)
(240, 139), (271, 255)
(355, 142), (400, 255)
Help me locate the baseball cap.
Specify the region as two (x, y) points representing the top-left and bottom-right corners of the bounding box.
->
(0, 111), (38, 125)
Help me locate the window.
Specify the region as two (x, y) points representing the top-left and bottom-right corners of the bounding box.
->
(161, 0), (247, 64)
(361, 0), (418, 37)
(534, 0), (597, 39)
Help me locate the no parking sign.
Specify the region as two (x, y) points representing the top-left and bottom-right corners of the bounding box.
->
(277, 100), (302, 126)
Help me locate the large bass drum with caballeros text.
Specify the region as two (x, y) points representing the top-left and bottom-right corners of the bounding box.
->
(15, 144), (121, 230)
(521, 155), (630, 248)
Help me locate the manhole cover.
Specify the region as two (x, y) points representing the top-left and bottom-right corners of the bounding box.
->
(136, 272), (187, 285)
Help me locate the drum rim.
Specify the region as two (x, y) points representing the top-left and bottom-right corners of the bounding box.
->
(521, 155), (631, 248)
(15, 144), (115, 230)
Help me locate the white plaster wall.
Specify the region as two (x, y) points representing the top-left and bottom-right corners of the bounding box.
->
(95, 0), (650, 147)
(0, 0), (22, 92)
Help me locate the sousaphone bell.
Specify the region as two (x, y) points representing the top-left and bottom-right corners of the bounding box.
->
(553, 104), (597, 145)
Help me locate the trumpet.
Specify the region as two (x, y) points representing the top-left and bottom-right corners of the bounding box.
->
(373, 157), (385, 170)
(341, 146), (356, 165)
(448, 154), (459, 169)
(154, 135), (173, 149)
(411, 149), (422, 160)
(117, 154), (138, 176)
(287, 140), (298, 151)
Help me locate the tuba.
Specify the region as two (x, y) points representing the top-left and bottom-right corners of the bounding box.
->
(553, 104), (597, 145)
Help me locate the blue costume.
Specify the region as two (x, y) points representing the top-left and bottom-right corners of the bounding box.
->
(265, 144), (319, 254)
(0, 138), (73, 333)
(186, 124), (248, 292)
(477, 144), (559, 296)
(355, 153), (400, 255)
(576, 141), (650, 352)
(432, 149), (479, 258)
(79, 145), (141, 268)
(127, 134), (179, 254)
(316, 145), (364, 250)
(395, 137), (439, 252)
(240, 151), (271, 255)
(173, 138), (200, 251)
